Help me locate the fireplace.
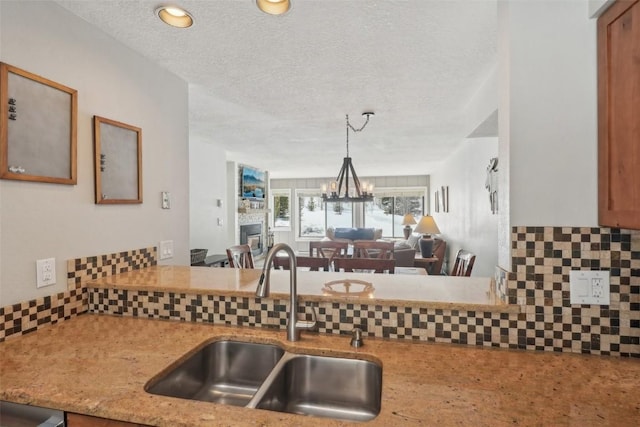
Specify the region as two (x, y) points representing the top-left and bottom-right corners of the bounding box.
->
(240, 223), (263, 256)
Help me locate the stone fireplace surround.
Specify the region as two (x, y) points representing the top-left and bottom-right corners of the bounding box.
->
(237, 211), (267, 257)
(240, 223), (262, 256)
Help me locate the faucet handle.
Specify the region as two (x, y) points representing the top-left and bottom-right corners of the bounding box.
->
(295, 305), (317, 331)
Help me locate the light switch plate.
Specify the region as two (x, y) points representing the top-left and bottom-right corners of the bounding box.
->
(160, 240), (174, 260)
(161, 192), (171, 209)
(569, 270), (610, 305)
(36, 258), (56, 288)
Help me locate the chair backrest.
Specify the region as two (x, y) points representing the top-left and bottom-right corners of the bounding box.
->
(430, 239), (447, 275)
(226, 244), (255, 269)
(333, 257), (395, 274)
(273, 255), (330, 272)
(353, 240), (395, 259)
(309, 241), (349, 262)
(450, 249), (475, 276)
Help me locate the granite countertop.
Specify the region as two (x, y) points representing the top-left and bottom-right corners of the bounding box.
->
(86, 266), (518, 313)
(1, 314), (639, 426)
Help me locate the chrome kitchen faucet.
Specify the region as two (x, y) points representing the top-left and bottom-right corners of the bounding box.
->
(256, 243), (317, 341)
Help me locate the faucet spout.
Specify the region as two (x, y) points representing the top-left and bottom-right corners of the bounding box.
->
(256, 243), (317, 341)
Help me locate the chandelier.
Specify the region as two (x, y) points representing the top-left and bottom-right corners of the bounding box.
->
(321, 112), (375, 203)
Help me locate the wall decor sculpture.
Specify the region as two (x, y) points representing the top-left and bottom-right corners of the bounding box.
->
(0, 62), (77, 184)
(485, 157), (499, 214)
(93, 116), (142, 204)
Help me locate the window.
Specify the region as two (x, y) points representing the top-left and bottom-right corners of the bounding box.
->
(364, 190), (425, 238)
(271, 189), (291, 230)
(297, 192), (325, 238)
(326, 201), (354, 230)
(295, 188), (423, 240)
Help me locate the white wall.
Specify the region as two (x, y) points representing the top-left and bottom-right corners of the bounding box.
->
(429, 138), (499, 277)
(0, 1), (190, 306)
(503, 0), (598, 228)
(189, 140), (228, 255)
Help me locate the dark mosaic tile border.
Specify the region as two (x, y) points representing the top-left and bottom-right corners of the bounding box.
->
(0, 247), (157, 342)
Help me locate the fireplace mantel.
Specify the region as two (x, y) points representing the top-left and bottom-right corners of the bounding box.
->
(237, 208), (270, 214)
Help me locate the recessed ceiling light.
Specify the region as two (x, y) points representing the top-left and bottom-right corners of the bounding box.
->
(156, 5), (194, 28)
(256, 0), (290, 15)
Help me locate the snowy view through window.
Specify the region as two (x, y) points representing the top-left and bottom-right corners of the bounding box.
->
(298, 195), (423, 238)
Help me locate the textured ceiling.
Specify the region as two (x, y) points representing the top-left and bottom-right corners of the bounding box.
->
(55, 0), (498, 178)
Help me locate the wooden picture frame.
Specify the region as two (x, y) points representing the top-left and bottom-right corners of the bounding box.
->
(0, 62), (77, 184)
(93, 116), (142, 204)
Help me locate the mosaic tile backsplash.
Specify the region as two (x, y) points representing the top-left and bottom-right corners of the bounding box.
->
(86, 227), (639, 357)
(3, 227), (640, 358)
(0, 247), (156, 342)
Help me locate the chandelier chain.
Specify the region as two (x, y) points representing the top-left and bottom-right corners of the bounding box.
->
(345, 113), (372, 158)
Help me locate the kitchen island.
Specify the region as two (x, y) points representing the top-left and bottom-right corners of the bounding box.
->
(1, 314), (639, 426)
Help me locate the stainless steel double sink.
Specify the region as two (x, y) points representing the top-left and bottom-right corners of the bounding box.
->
(145, 340), (382, 422)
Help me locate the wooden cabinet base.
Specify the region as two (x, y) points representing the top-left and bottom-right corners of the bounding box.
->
(66, 413), (146, 427)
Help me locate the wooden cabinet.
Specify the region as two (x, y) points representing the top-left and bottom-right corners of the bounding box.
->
(597, 0), (640, 229)
(66, 413), (146, 427)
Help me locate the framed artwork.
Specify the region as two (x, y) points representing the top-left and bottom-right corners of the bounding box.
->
(93, 116), (142, 204)
(434, 190), (440, 213)
(0, 62), (77, 184)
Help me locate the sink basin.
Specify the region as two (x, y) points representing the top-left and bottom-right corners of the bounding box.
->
(252, 354), (382, 422)
(145, 340), (285, 406)
(146, 339), (382, 422)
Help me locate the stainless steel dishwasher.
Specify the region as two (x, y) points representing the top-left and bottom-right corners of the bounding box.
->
(0, 401), (64, 427)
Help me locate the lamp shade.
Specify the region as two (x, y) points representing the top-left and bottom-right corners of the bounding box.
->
(401, 214), (417, 226)
(414, 215), (441, 235)
(256, 0), (290, 15)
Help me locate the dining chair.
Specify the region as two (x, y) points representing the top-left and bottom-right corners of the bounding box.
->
(309, 241), (349, 262)
(333, 257), (395, 274)
(352, 240), (395, 259)
(450, 249), (476, 277)
(226, 244), (255, 269)
(430, 239), (447, 275)
(273, 255), (330, 272)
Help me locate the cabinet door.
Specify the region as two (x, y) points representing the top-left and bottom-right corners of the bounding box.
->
(597, 0), (640, 229)
(66, 412), (143, 427)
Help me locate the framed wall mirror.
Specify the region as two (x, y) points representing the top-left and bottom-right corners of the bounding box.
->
(0, 62), (77, 184)
(93, 116), (142, 204)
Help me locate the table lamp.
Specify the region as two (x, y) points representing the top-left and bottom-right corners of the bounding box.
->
(401, 214), (417, 239)
(413, 215), (441, 258)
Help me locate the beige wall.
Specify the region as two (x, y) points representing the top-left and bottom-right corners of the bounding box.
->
(0, 1), (190, 306)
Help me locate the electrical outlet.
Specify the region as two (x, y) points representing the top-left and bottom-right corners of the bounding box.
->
(569, 270), (610, 305)
(160, 240), (174, 260)
(36, 258), (56, 288)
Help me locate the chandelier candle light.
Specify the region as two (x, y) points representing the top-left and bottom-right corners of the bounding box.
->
(322, 113), (375, 203)
(414, 215), (441, 258)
